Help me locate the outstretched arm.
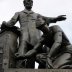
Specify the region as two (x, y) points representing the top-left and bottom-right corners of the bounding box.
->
(48, 32), (62, 57)
(24, 42), (43, 58)
(46, 30), (62, 69)
(48, 26), (62, 58)
(42, 15), (66, 25)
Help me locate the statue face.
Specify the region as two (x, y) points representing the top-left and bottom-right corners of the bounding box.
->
(23, 0), (33, 10)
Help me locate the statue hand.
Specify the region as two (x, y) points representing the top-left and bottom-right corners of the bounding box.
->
(47, 57), (53, 69)
(15, 53), (26, 60)
(36, 16), (45, 26)
(15, 49), (36, 60)
(1, 21), (7, 30)
(57, 15), (66, 21)
(2, 21), (7, 25)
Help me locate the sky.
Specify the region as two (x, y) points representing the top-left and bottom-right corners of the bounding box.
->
(0, 0), (72, 68)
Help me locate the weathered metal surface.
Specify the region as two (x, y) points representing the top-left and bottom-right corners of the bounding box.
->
(0, 31), (18, 71)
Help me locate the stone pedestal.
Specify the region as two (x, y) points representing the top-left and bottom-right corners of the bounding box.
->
(3, 69), (72, 72)
(0, 31), (18, 72)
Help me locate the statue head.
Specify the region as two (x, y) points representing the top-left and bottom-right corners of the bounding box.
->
(23, 0), (33, 10)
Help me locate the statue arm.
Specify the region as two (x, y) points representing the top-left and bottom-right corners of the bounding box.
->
(48, 31), (62, 58)
(42, 15), (66, 26)
(24, 43), (43, 57)
(2, 12), (19, 27)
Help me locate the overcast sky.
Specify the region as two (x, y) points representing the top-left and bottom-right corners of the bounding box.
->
(0, 0), (72, 68)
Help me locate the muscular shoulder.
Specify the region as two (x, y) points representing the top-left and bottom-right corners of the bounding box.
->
(49, 25), (63, 33)
(14, 11), (27, 17)
(15, 10), (26, 15)
(14, 12), (20, 15)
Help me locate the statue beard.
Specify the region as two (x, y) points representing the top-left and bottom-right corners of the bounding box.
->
(26, 6), (32, 10)
(24, 5), (32, 10)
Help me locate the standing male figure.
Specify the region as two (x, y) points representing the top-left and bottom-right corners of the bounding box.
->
(1, 0), (66, 68)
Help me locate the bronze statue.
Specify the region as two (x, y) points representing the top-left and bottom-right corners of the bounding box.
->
(15, 16), (69, 69)
(1, 0), (71, 69)
(2, 0), (66, 57)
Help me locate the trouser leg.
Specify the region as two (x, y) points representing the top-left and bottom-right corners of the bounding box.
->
(53, 53), (71, 69)
(23, 45), (35, 68)
(16, 41), (35, 68)
(17, 40), (28, 56)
